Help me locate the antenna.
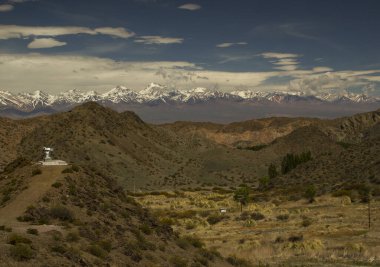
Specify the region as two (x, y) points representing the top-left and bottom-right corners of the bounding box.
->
(43, 147), (54, 161)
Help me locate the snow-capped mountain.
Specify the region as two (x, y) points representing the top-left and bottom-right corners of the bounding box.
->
(0, 83), (379, 113)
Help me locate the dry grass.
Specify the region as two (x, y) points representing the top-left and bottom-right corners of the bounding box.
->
(136, 191), (380, 266)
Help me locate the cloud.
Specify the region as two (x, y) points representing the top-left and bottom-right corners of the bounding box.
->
(0, 53), (378, 95)
(94, 27), (135, 39)
(0, 53), (275, 93)
(260, 52), (300, 59)
(260, 52), (302, 71)
(274, 65), (298, 71)
(312, 67), (333, 73)
(272, 58), (299, 65)
(27, 38), (67, 49)
(178, 3), (201, 11)
(0, 25), (134, 40)
(134, 35), (184, 45)
(0, 0), (37, 12)
(216, 42), (248, 48)
(0, 4), (14, 12)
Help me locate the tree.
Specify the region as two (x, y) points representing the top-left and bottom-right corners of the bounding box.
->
(268, 163), (278, 179)
(233, 185), (250, 213)
(359, 182), (372, 229)
(304, 185), (316, 203)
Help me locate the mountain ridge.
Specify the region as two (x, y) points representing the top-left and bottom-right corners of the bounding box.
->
(2, 83), (379, 113)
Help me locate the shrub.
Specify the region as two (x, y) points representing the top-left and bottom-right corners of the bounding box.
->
(160, 217), (174, 226)
(26, 228), (38, 236)
(51, 244), (68, 254)
(301, 217), (312, 227)
(185, 221), (197, 230)
(251, 212), (265, 221)
(207, 214), (224, 225)
(277, 214), (289, 221)
(305, 185), (317, 203)
(98, 240), (112, 252)
(50, 206), (74, 221)
(268, 163), (278, 179)
(8, 234), (32, 245)
(288, 234), (303, 242)
(52, 182), (63, 188)
(183, 235), (204, 248)
(226, 255), (252, 267)
(89, 244), (107, 259)
(31, 168), (42, 176)
(139, 224), (152, 235)
(66, 232), (80, 242)
(71, 165), (80, 172)
(10, 243), (35, 261)
(62, 168), (73, 174)
(170, 256), (188, 267)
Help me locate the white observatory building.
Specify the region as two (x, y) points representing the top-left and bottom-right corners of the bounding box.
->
(39, 147), (68, 166)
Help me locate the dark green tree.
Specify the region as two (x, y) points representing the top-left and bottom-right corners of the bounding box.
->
(268, 163), (278, 179)
(304, 185), (317, 203)
(233, 185), (250, 212)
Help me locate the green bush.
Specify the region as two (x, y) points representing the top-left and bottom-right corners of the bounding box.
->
(305, 185), (317, 203)
(251, 212), (265, 221)
(10, 243), (35, 261)
(66, 232), (80, 242)
(26, 228), (38, 236)
(301, 217), (312, 227)
(52, 182), (63, 188)
(50, 206), (74, 221)
(89, 244), (107, 259)
(170, 256), (188, 267)
(276, 214), (289, 221)
(8, 234), (32, 245)
(139, 224), (152, 235)
(226, 255), (252, 267)
(183, 235), (204, 248)
(207, 214), (224, 225)
(31, 168), (42, 176)
(98, 240), (112, 252)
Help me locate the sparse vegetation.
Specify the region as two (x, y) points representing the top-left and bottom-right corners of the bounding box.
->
(305, 185), (317, 203)
(31, 168), (42, 176)
(10, 243), (35, 261)
(50, 206), (74, 221)
(233, 185), (250, 212)
(26, 228), (38, 235)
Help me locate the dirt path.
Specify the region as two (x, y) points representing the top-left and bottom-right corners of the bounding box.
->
(0, 165), (66, 231)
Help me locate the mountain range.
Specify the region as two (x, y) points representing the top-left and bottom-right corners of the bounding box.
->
(1, 83), (380, 122)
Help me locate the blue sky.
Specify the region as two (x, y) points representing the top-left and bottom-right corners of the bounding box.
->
(0, 0), (379, 95)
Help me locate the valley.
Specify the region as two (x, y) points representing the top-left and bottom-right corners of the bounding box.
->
(0, 103), (379, 266)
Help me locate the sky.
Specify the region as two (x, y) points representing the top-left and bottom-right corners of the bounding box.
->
(0, 0), (379, 95)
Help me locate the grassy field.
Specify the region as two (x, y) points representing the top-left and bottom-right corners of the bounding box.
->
(134, 190), (380, 266)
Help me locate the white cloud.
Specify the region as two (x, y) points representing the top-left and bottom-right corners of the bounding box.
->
(274, 65), (298, 71)
(260, 51), (302, 71)
(0, 4), (14, 12)
(272, 58), (298, 65)
(94, 27), (135, 39)
(216, 42), (248, 48)
(134, 35), (184, 45)
(27, 38), (67, 49)
(0, 25), (134, 40)
(312, 67), (333, 73)
(0, 53), (379, 95)
(178, 3), (201, 11)
(260, 52), (300, 59)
